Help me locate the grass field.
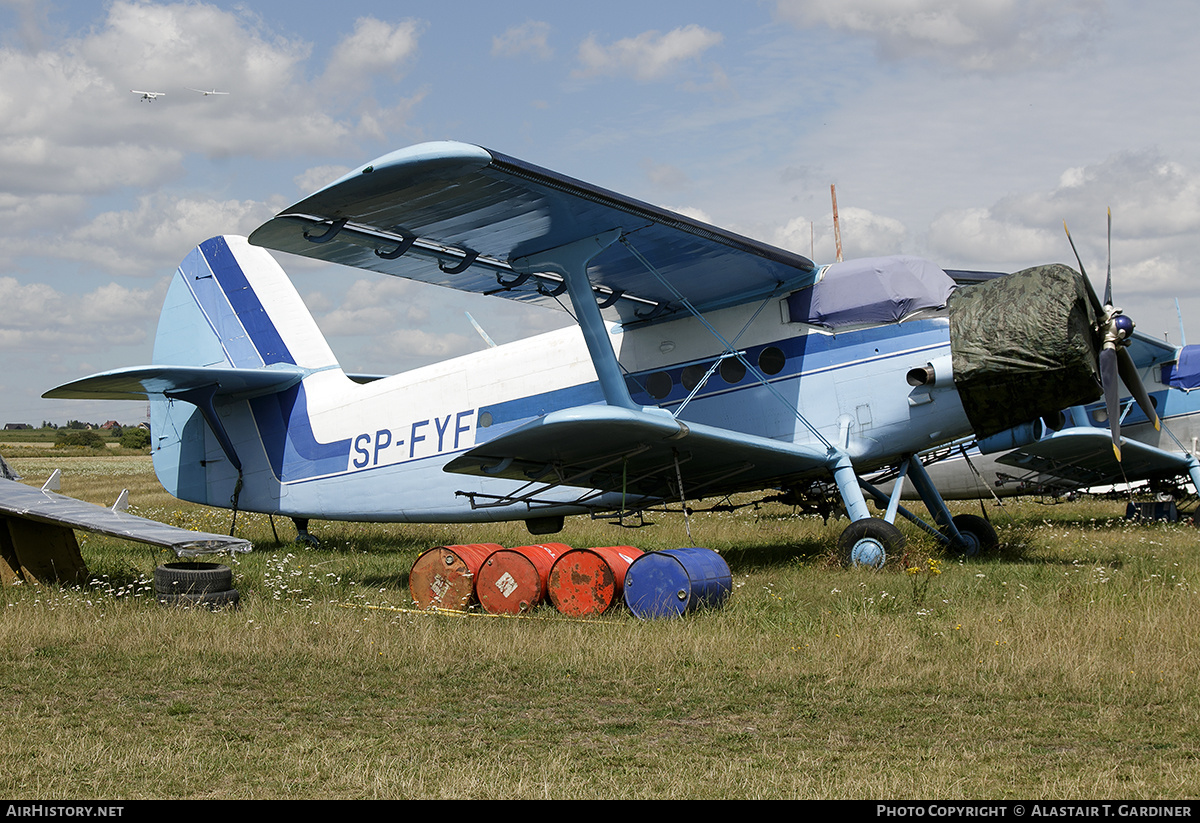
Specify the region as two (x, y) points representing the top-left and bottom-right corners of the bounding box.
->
(2, 448), (1199, 799)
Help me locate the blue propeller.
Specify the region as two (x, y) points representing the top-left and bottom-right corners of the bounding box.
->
(1064, 209), (1160, 461)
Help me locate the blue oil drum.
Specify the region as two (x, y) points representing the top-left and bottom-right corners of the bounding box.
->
(623, 547), (732, 619)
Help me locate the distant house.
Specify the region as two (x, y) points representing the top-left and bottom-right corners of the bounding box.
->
(3, 423), (31, 431)
(101, 421), (120, 430)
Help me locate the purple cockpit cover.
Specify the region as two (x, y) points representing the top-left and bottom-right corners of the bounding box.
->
(785, 256), (957, 330)
(1165, 344), (1200, 390)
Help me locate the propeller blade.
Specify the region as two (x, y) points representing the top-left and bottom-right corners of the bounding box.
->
(1100, 346), (1122, 461)
(1064, 220), (1105, 317)
(1117, 345), (1161, 432)
(1104, 208), (1113, 308)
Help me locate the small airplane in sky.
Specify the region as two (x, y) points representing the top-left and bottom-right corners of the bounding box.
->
(41, 141), (1162, 567)
(131, 90), (165, 102)
(188, 88), (229, 96)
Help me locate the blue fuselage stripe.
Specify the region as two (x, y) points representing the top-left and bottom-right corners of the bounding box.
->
(198, 236), (296, 367)
(623, 318), (948, 407)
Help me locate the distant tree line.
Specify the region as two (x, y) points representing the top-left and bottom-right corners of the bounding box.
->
(51, 423), (151, 450)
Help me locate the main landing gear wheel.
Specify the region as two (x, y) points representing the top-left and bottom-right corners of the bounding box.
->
(838, 518), (906, 569)
(947, 513), (998, 557)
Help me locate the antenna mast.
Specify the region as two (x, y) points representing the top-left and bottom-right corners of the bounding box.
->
(831, 184), (843, 263)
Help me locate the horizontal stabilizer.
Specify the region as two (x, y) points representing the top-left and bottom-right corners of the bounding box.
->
(0, 477), (251, 556)
(445, 405), (829, 501)
(43, 364), (307, 401)
(995, 427), (1195, 487)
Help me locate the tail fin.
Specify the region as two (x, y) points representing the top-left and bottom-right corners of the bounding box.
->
(155, 235), (338, 371)
(147, 236), (348, 505)
(45, 236), (350, 509)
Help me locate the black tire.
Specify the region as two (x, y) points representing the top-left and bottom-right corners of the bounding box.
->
(157, 588), (241, 610)
(838, 518), (905, 569)
(947, 513), (998, 556)
(154, 562), (233, 596)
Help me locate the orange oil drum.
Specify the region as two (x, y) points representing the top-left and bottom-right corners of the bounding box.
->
(548, 546), (643, 617)
(408, 544), (502, 611)
(475, 542), (571, 615)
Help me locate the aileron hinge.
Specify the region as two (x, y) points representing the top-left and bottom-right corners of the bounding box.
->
(439, 251), (479, 274)
(304, 218), (347, 244)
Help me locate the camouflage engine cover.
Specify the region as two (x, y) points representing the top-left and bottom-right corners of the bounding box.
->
(948, 263), (1102, 439)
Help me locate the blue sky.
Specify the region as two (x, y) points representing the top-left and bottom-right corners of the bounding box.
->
(3, 0), (1199, 426)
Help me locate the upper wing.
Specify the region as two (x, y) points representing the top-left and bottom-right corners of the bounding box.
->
(995, 427), (1195, 488)
(0, 477), (251, 556)
(248, 141), (819, 325)
(444, 405), (831, 507)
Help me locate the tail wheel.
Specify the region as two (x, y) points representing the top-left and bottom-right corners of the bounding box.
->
(947, 513), (998, 556)
(838, 518), (905, 569)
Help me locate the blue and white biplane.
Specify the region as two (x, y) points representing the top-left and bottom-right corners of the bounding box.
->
(43, 141), (1160, 566)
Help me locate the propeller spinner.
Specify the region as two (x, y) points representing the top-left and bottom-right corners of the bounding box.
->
(1064, 209), (1160, 461)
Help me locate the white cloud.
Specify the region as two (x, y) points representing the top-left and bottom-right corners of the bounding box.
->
(1, 194), (276, 278)
(492, 21), (553, 60)
(774, 0), (1106, 70)
(641, 159), (691, 190)
(926, 206), (1059, 267)
(0, 277), (162, 350)
(0, 0), (49, 50)
(321, 17), (422, 90)
(575, 25), (723, 82)
(314, 278), (431, 337)
(928, 150), (1200, 270)
(775, 207), (906, 260)
(0, 138), (183, 196)
(294, 165), (353, 197)
(379, 328), (474, 361)
(0, 192), (87, 238)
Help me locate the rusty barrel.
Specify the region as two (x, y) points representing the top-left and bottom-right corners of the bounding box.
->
(548, 546), (643, 617)
(623, 547), (732, 619)
(408, 544), (501, 611)
(476, 542), (571, 614)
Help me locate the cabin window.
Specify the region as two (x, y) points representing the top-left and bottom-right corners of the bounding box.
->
(719, 357), (746, 385)
(645, 372), (673, 400)
(478, 411), (494, 428)
(681, 364), (708, 391)
(758, 346), (786, 376)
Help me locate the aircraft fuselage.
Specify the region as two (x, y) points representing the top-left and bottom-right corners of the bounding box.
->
(152, 299), (970, 522)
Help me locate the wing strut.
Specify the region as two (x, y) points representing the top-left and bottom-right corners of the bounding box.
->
(619, 235), (835, 452)
(511, 229), (639, 411)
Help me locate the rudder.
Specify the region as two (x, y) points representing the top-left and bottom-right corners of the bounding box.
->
(154, 235), (339, 371)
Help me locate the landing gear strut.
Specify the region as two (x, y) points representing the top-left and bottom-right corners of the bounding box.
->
(835, 452), (1000, 568)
